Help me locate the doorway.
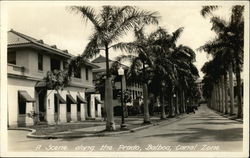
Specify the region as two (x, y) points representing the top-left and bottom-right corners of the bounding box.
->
(38, 89), (46, 122)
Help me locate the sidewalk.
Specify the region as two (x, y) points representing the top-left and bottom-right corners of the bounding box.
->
(214, 111), (243, 122)
(208, 106), (243, 123)
(19, 115), (189, 139)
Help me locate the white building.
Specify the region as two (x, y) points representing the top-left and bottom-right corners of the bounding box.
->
(7, 29), (102, 127)
(91, 55), (143, 107)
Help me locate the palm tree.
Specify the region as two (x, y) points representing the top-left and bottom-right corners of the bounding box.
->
(174, 45), (199, 114)
(115, 26), (191, 121)
(114, 27), (161, 123)
(148, 27), (199, 117)
(69, 6), (159, 130)
(200, 5), (244, 118)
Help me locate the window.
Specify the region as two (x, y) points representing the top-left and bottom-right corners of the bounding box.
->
(54, 95), (58, 113)
(63, 61), (68, 69)
(38, 53), (43, 71)
(85, 68), (89, 80)
(67, 103), (71, 112)
(77, 103), (80, 112)
(8, 51), (16, 65)
(74, 68), (81, 78)
(18, 94), (26, 114)
(50, 58), (61, 71)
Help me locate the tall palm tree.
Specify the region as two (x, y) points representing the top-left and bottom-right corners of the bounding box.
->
(175, 45), (199, 113)
(115, 26), (190, 121)
(114, 27), (161, 123)
(200, 5), (244, 118)
(69, 6), (159, 130)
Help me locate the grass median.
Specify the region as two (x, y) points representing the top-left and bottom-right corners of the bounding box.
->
(31, 116), (163, 136)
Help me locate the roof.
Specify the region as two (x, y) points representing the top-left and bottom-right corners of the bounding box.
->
(8, 29), (72, 58)
(8, 29), (99, 69)
(92, 55), (113, 63)
(92, 55), (129, 70)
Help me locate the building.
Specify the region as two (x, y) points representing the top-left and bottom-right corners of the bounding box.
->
(91, 55), (143, 107)
(7, 29), (102, 127)
(195, 78), (205, 102)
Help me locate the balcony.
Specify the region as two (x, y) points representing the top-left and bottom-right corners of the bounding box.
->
(8, 64), (25, 76)
(71, 77), (82, 84)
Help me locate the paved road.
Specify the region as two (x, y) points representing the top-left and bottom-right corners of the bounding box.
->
(8, 104), (243, 152)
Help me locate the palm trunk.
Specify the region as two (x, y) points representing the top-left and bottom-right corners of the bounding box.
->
(214, 84), (217, 110)
(142, 63), (150, 124)
(219, 78), (223, 112)
(216, 82), (219, 111)
(169, 92), (174, 117)
(218, 80), (222, 112)
(105, 45), (115, 131)
(216, 83), (220, 111)
(160, 88), (166, 119)
(224, 73), (228, 114)
(175, 91), (180, 115)
(235, 66), (243, 118)
(143, 83), (150, 123)
(221, 76), (225, 113)
(182, 91), (186, 113)
(179, 86), (183, 113)
(219, 81), (222, 112)
(213, 85), (216, 110)
(229, 63), (234, 115)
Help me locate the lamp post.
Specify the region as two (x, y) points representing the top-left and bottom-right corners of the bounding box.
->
(118, 67), (126, 129)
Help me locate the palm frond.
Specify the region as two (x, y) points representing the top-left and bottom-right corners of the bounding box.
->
(210, 16), (227, 34)
(148, 27), (169, 41)
(171, 27), (184, 43)
(197, 38), (225, 54)
(108, 6), (136, 32)
(115, 54), (137, 63)
(230, 5), (244, 26)
(69, 6), (101, 29)
(82, 34), (100, 59)
(134, 26), (146, 41)
(109, 8), (159, 43)
(112, 42), (140, 54)
(201, 5), (219, 17)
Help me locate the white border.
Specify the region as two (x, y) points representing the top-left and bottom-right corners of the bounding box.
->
(1, 1), (249, 157)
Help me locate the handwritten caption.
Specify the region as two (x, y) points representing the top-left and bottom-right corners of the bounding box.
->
(34, 144), (220, 152)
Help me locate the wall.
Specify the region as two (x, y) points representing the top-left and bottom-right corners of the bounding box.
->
(8, 47), (95, 88)
(8, 77), (37, 127)
(71, 66), (94, 87)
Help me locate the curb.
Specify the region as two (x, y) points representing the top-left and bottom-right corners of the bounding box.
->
(209, 107), (243, 123)
(9, 114), (189, 139)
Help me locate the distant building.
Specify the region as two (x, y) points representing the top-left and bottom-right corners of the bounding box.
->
(195, 78), (205, 102)
(91, 55), (143, 107)
(7, 30), (101, 127)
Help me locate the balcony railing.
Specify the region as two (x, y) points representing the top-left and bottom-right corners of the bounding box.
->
(8, 64), (25, 75)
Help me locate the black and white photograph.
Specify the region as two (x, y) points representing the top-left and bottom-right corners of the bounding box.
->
(0, 1), (249, 157)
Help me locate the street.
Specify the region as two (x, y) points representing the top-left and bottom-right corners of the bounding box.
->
(8, 104), (243, 152)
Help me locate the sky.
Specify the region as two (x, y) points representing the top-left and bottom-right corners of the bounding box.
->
(4, 1), (236, 78)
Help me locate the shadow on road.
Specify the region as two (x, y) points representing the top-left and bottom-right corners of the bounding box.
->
(142, 127), (243, 143)
(179, 121), (242, 126)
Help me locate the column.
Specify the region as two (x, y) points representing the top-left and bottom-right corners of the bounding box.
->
(25, 102), (34, 126)
(59, 91), (67, 123)
(80, 103), (86, 121)
(8, 88), (18, 127)
(90, 94), (96, 118)
(71, 92), (78, 122)
(71, 104), (77, 122)
(96, 95), (102, 118)
(46, 90), (55, 125)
